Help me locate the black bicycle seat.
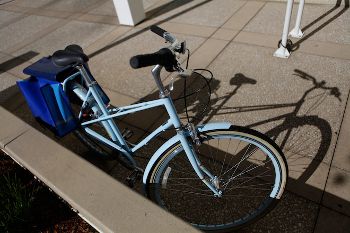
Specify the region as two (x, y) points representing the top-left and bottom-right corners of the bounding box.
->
(65, 44), (84, 54)
(52, 44), (88, 67)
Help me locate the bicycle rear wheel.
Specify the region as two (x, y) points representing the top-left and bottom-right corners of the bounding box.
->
(146, 126), (288, 232)
(67, 81), (135, 169)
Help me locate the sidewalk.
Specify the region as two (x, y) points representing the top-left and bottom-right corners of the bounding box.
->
(1, 0), (349, 232)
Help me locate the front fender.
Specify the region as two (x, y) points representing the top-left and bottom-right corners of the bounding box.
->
(142, 122), (232, 185)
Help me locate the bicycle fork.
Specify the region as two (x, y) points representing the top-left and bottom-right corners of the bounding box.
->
(151, 64), (222, 197)
(163, 97), (222, 197)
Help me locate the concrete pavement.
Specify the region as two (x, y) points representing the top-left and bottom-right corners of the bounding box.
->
(1, 0), (349, 232)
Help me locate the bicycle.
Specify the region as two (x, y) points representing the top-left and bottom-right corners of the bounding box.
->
(19, 25), (288, 232)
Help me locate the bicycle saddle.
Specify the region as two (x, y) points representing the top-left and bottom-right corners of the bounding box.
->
(52, 44), (89, 67)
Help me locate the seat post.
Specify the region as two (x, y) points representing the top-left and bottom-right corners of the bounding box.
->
(77, 65), (94, 85)
(152, 65), (169, 98)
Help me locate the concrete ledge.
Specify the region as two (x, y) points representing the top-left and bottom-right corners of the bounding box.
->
(0, 107), (198, 233)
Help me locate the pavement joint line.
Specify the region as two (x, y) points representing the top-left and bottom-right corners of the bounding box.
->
(138, 2), (253, 130)
(4, 18), (72, 54)
(0, 4), (75, 22)
(0, 11), (30, 30)
(2, 128), (30, 148)
(101, 86), (139, 102)
(1, 0), (109, 15)
(86, 26), (133, 56)
(94, 22), (216, 97)
(231, 36), (350, 61)
(3, 0), (110, 54)
(75, 14), (118, 26)
(142, 0), (261, 135)
(314, 77), (350, 223)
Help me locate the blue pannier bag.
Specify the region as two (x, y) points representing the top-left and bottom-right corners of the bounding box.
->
(17, 77), (77, 137)
(17, 57), (78, 137)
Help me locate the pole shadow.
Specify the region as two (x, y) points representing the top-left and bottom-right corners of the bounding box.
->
(292, 0), (349, 51)
(88, 0), (213, 58)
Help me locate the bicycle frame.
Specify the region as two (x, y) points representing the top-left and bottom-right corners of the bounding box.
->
(65, 64), (222, 196)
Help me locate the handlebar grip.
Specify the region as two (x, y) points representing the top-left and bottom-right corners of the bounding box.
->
(130, 48), (176, 69)
(150, 25), (167, 38)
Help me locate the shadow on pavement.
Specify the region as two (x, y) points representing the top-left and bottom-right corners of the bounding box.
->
(0, 51), (39, 75)
(88, 0), (212, 58)
(292, 0), (349, 51)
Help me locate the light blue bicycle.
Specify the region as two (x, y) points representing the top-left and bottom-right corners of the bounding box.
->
(35, 26), (288, 232)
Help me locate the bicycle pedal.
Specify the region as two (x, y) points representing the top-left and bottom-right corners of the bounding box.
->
(126, 169), (143, 188)
(122, 128), (133, 140)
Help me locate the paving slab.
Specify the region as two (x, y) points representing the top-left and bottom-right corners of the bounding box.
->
(33, 0), (102, 13)
(0, 1), (31, 12)
(0, 9), (25, 29)
(234, 31), (350, 60)
(323, 167), (350, 215)
(13, 20), (116, 62)
(314, 207), (350, 233)
(2, 122), (199, 233)
(157, 21), (217, 38)
(0, 72), (17, 92)
(0, 51), (39, 79)
(186, 38), (229, 68)
(0, 14), (60, 51)
(222, 0), (265, 30)
(244, 2), (350, 45)
(152, 0), (246, 27)
(211, 28), (239, 41)
(85, 26), (132, 55)
(0, 106), (30, 148)
(9, 0), (58, 9)
(77, 13), (118, 25)
(242, 191), (319, 233)
(329, 90), (350, 172)
(87, 0), (117, 16)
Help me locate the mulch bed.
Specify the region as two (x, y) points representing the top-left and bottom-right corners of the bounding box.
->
(0, 150), (97, 233)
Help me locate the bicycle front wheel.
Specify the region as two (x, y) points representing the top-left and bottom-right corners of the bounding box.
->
(146, 126), (288, 232)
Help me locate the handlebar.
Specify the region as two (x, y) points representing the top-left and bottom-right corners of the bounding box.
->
(129, 48), (177, 69)
(150, 25), (167, 38)
(130, 25), (186, 70)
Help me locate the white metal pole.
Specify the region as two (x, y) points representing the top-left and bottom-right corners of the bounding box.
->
(289, 0), (305, 38)
(113, 0), (145, 26)
(273, 0), (294, 58)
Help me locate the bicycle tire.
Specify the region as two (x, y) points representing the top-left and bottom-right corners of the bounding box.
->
(146, 125), (288, 232)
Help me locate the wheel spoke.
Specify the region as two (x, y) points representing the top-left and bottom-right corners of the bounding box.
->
(150, 130), (286, 230)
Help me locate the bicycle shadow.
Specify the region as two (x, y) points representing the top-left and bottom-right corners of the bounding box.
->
(189, 70), (338, 202)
